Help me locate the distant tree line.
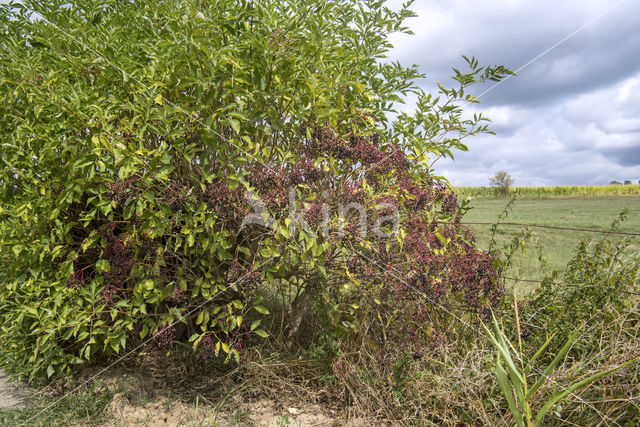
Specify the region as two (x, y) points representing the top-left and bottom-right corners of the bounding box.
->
(609, 180), (639, 185)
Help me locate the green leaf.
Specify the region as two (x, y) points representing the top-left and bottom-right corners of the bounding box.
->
(250, 319), (262, 331)
(526, 327), (581, 400)
(280, 224), (290, 239)
(524, 332), (557, 374)
(495, 363), (525, 427)
(142, 191), (155, 202)
(253, 329), (269, 338)
(254, 305), (270, 315)
(482, 318), (525, 386)
(227, 118), (240, 134)
(95, 259), (110, 273)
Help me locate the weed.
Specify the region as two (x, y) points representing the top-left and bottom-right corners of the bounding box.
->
(0, 385), (115, 426)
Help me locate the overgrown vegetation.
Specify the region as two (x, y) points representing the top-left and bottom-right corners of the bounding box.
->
(1, 0), (638, 425)
(0, 0), (510, 379)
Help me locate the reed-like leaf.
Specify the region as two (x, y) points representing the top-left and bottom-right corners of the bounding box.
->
(524, 332), (557, 375)
(482, 319), (525, 386)
(495, 362), (525, 427)
(526, 327), (580, 400)
(534, 356), (639, 425)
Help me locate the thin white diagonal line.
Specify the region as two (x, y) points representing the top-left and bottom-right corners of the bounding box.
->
(369, 0), (633, 179)
(23, 259), (272, 426)
(478, 0), (628, 98)
(23, 1), (316, 182)
(348, 238), (481, 332)
(16, 1), (330, 423)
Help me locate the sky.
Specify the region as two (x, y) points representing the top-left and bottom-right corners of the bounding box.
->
(385, 0), (640, 186)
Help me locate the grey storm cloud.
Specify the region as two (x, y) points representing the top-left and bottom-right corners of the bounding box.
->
(385, 0), (640, 185)
(603, 146), (640, 167)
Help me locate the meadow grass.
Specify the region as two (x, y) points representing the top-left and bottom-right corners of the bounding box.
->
(462, 196), (640, 293)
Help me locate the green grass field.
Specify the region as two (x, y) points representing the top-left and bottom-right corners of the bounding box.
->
(462, 196), (640, 293)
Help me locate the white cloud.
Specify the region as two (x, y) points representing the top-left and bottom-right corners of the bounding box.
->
(384, 0), (640, 185)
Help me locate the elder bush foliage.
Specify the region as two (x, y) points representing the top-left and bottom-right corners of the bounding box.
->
(0, 0), (511, 380)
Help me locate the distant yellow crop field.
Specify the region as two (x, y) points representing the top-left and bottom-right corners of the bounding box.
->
(455, 184), (640, 198)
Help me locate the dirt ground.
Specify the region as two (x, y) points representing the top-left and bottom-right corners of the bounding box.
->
(105, 394), (364, 426)
(1, 367), (368, 426)
(0, 369), (32, 409)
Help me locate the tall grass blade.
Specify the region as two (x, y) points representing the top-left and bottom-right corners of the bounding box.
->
(526, 327), (580, 400)
(524, 332), (557, 375)
(482, 319), (525, 386)
(495, 362), (525, 427)
(534, 356), (640, 425)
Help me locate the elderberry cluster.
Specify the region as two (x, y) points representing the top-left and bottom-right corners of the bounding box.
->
(341, 181), (365, 204)
(289, 158), (321, 185)
(249, 165), (288, 192)
(352, 137), (382, 165)
(166, 183), (188, 211)
(340, 223), (361, 245)
(154, 323), (175, 349)
(248, 165), (291, 210)
(231, 324), (249, 362)
(169, 286), (188, 305)
(196, 334), (215, 361)
(374, 195), (398, 219)
(264, 187), (289, 211)
(205, 182), (235, 212)
(441, 191), (459, 215)
(399, 175), (434, 211)
(100, 223), (133, 306)
(384, 148), (410, 172)
(403, 231), (436, 264)
(307, 126), (351, 160)
(101, 285), (119, 308)
(105, 180), (131, 204)
(304, 201), (324, 228)
(67, 269), (86, 289)
(103, 239), (131, 285)
(446, 247), (503, 316)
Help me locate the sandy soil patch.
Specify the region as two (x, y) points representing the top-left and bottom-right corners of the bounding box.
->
(0, 369), (34, 409)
